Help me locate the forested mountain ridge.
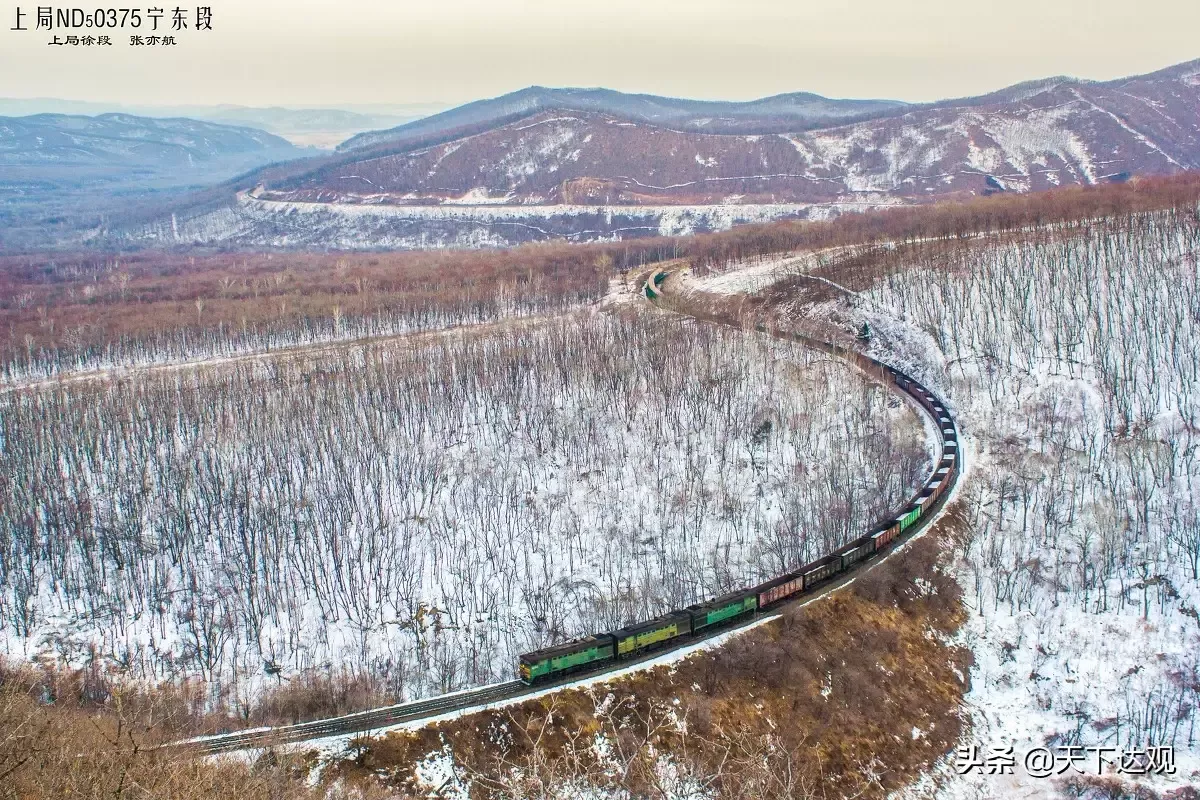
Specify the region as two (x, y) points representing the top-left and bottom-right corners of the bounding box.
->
(90, 59), (1200, 251)
(278, 59), (1200, 207)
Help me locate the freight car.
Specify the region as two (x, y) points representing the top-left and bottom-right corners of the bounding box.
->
(517, 309), (960, 686)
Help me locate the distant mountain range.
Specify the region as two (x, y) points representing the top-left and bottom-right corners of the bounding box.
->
(273, 60), (1200, 208)
(0, 112), (305, 171)
(0, 99), (446, 148)
(336, 86), (907, 152)
(0, 112), (317, 246)
(9, 58), (1200, 251)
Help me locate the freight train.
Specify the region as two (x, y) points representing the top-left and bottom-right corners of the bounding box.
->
(518, 302), (959, 685)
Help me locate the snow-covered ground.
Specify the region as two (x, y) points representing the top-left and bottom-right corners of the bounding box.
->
(0, 305), (929, 709)
(0, 289), (582, 387)
(687, 252), (828, 297)
(672, 208), (1200, 796)
(116, 190), (902, 250)
(864, 210), (1200, 797)
(211, 496), (962, 782)
(872, 216), (1199, 796)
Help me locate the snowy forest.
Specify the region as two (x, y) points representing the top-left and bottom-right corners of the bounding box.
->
(854, 206), (1200, 762)
(0, 306), (928, 709)
(5, 176), (1200, 798)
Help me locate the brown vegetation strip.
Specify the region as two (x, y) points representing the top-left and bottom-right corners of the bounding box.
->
(326, 504), (974, 800)
(4, 172), (1199, 367)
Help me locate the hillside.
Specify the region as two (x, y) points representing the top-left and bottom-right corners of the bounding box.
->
(281, 60), (1200, 206)
(0, 112), (318, 249)
(0, 112), (306, 176)
(0, 98), (443, 147)
(335, 85), (908, 152)
(4, 178), (1200, 798)
(665, 192), (1200, 796)
(97, 59), (1200, 251)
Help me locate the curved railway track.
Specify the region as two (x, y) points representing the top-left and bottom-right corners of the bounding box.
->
(169, 269), (960, 756)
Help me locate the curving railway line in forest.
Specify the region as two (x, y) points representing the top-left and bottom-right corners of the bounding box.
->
(169, 268), (960, 756)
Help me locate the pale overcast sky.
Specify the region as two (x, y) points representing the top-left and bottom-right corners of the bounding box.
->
(1, 0), (1196, 108)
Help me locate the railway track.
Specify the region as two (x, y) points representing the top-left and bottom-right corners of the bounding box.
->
(174, 547), (941, 756)
(177, 681), (527, 755)
(169, 269), (960, 757)
(178, 611), (777, 755)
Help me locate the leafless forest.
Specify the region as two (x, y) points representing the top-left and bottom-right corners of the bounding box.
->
(0, 305), (927, 709)
(1, 274), (599, 385)
(862, 205), (1200, 753)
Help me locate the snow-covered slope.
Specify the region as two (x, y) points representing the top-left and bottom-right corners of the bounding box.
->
(0, 308), (929, 705)
(335, 85), (907, 152)
(684, 206), (1200, 795)
(287, 60), (1200, 207)
(105, 60), (1200, 250)
(853, 211), (1200, 795)
(123, 188), (896, 249)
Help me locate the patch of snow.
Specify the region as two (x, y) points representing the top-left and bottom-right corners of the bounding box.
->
(440, 187), (514, 205)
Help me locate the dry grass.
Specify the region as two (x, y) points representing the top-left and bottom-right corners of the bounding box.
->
(0, 677), (326, 800)
(328, 503), (974, 799)
(0, 656), (405, 744)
